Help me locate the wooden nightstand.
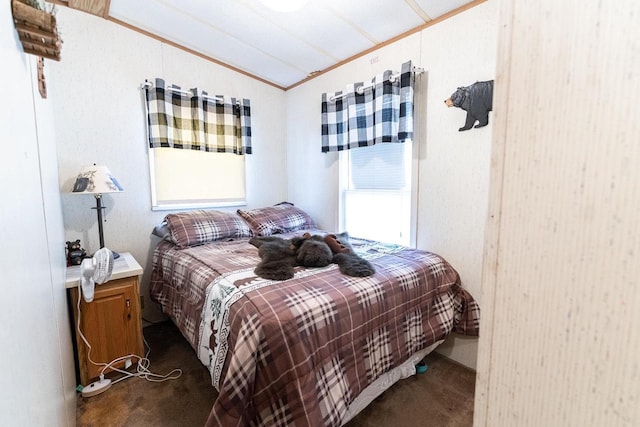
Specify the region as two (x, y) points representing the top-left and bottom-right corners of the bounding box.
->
(66, 252), (144, 386)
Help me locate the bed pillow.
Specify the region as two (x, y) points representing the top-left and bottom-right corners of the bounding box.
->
(163, 209), (253, 248)
(237, 202), (317, 236)
(151, 221), (172, 241)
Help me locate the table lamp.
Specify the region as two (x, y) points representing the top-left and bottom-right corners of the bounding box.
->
(71, 164), (123, 257)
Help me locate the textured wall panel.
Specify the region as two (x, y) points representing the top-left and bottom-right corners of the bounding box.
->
(475, 1), (640, 426)
(1, 2), (73, 423)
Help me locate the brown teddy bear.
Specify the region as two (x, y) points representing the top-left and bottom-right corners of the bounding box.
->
(249, 236), (298, 281)
(292, 233), (333, 268)
(249, 232), (375, 280)
(324, 232), (375, 277)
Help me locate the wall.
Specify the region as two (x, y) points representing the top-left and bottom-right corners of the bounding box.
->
(285, 1), (498, 368)
(474, 1), (640, 426)
(0, 1), (75, 425)
(50, 2), (497, 368)
(49, 8), (288, 322)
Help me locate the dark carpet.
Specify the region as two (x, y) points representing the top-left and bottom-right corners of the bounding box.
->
(77, 321), (475, 426)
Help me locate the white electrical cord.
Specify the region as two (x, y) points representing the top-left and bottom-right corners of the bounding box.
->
(76, 281), (182, 388)
(95, 338), (182, 385)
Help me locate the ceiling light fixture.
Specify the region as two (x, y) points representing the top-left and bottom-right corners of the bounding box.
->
(258, 0), (309, 13)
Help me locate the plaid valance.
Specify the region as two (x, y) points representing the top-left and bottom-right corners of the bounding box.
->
(321, 61), (415, 153)
(144, 78), (252, 155)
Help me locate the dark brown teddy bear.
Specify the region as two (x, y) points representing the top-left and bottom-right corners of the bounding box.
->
(249, 232), (375, 280)
(325, 232), (375, 277)
(445, 80), (494, 131)
(249, 236), (298, 281)
(292, 234), (333, 268)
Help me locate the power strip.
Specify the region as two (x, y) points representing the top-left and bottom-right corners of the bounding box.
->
(81, 378), (112, 398)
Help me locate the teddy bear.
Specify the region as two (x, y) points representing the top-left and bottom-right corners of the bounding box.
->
(249, 234), (335, 281)
(292, 233), (333, 268)
(291, 232), (375, 277)
(66, 239), (87, 266)
(324, 232), (375, 277)
(249, 236), (298, 281)
(249, 232), (375, 280)
(445, 80), (494, 131)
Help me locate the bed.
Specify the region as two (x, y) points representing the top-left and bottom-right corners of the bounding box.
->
(149, 204), (480, 427)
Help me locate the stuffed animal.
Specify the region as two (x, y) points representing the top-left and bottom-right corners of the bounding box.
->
(323, 234), (350, 254)
(445, 80), (494, 131)
(292, 234), (333, 268)
(250, 232), (375, 280)
(250, 236), (297, 281)
(66, 239), (87, 266)
(249, 234), (334, 280)
(325, 232), (375, 277)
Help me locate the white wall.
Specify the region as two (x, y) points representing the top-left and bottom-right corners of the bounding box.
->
(0, 1), (75, 425)
(474, 1), (640, 426)
(286, 1), (498, 368)
(49, 8), (288, 322)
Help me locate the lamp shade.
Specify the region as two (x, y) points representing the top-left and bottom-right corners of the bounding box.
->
(71, 165), (124, 194)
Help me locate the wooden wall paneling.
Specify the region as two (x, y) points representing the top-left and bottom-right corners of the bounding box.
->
(475, 1), (640, 426)
(472, 0), (514, 422)
(68, 0), (111, 18)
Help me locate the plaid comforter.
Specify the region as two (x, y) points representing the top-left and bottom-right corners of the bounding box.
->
(150, 231), (480, 427)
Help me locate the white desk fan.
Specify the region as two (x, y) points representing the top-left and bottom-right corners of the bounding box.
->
(80, 248), (115, 303)
(77, 247), (115, 398)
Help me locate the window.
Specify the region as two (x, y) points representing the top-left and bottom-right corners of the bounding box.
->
(143, 78), (251, 211)
(338, 140), (416, 246)
(323, 62), (419, 246)
(149, 148), (246, 211)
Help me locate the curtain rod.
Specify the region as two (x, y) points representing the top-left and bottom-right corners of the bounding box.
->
(140, 81), (225, 103)
(329, 66), (424, 102)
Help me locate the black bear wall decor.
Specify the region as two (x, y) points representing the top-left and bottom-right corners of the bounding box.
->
(445, 80), (494, 131)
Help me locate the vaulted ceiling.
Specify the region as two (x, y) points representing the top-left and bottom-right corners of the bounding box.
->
(55, 0), (482, 89)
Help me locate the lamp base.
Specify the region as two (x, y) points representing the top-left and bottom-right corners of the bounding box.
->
(93, 195), (119, 259)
